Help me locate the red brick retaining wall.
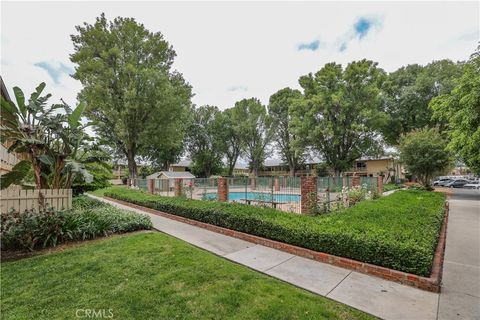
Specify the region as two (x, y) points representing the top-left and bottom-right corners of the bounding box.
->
(105, 196), (449, 293)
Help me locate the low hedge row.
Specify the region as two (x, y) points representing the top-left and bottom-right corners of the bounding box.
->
(104, 187), (446, 276)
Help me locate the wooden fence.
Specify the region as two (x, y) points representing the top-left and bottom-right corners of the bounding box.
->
(0, 189), (72, 214)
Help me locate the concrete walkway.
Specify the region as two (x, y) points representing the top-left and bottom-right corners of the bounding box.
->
(89, 194), (439, 320)
(438, 189), (480, 320)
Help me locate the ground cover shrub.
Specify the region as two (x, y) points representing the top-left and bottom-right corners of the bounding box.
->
(104, 186), (446, 276)
(0, 196), (152, 251)
(383, 183), (405, 192)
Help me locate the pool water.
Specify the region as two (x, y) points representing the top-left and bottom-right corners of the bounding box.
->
(204, 192), (300, 203)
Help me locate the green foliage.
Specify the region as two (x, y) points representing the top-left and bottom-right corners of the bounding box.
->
(382, 60), (463, 145)
(215, 108), (245, 176)
(104, 187), (446, 276)
(382, 183), (404, 192)
(185, 105), (224, 177)
(0, 196), (151, 251)
(71, 14), (192, 178)
(268, 88), (305, 176)
(1, 232), (373, 320)
(399, 128), (452, 187)
(431, 48), (480, 174)
(72, 162), (113, 195)
(0, 83), (94, 190)
(291, 60), (387, 174)
(315, 163), (330, 177)
(1, 208), (66, 250)
(0, 160), (32, 189)
(233, 98), (272, 176)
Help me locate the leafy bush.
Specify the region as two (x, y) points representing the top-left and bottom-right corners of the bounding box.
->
(72, 163), (113, 196)
(104, 187), (446, 276)
(1, 208), (66, 250)
(1, 196), (152, 251)
(382, 183), (405, 192)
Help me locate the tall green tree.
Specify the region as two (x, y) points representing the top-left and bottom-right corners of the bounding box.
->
(382, 60), (463, 145)
(268, 88), (305, 176)
(185, 106), (224, 178)
(431, 48), (480, 174)
(216, 108), (244, 176)
(71, 14), (191, 179)
(291, 60), (387, 175)
(398, 128), (452, 187)
(233, 98), (272, 177)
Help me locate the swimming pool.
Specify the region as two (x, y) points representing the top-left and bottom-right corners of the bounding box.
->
(204, 192), (300, 203)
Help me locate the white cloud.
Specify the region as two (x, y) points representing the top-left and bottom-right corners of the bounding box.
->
(1, 1), (478, 110)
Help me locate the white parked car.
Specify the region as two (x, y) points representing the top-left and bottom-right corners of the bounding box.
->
(464, 181), (480, 189)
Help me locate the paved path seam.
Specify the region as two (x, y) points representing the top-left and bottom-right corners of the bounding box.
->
(263, 255), (296, 272)
(325, 270), (353, 296)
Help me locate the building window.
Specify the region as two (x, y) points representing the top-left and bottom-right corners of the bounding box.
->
(356, 162), (366, 170)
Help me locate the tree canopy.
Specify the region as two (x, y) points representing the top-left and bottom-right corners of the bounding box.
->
(70, 14), (191, 179)
(215, 107), (245, 176)
(431, 48), (480, 174)
(382, 60), (463, 145)
(185, 105), (224, 178)
(398, 128), (451, 187)
(291, 60), (387, 175)
(268, 88), (305, 176)
(233, 98), (272, 177)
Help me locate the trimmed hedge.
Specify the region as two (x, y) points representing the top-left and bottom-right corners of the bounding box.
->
(104, 187), (446, 276)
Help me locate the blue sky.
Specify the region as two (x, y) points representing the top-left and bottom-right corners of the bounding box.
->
(1, 1), (478, 109)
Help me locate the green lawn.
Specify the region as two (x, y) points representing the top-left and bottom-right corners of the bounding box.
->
(1, 232), (373, 320)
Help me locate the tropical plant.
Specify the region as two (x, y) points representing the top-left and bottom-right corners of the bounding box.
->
(0, 83), (96, 190)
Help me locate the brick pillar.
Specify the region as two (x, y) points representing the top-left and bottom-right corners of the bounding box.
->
(250, 177), (256, 190)
(274, 177), (280, 191)
(147, 179), (154, 194)
(352, 176), (360, 187)
(174, 178), (183, 197)
(301, 176), (317, 214)
(218, 177), (229, 202)
(377, 175), (383, 194)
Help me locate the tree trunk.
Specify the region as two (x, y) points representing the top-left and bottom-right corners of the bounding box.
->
(252, 166), (258, 177)
(30, 152), (48, 189)
(127, 150), (138, 179)
(289, 166), (296, 177)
